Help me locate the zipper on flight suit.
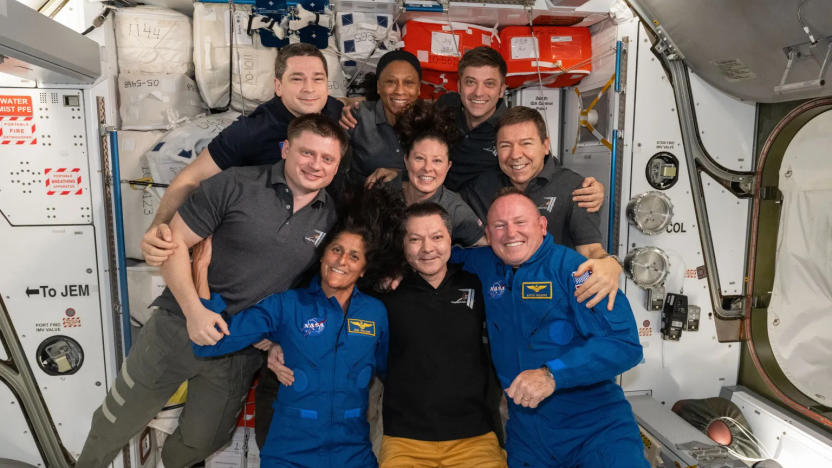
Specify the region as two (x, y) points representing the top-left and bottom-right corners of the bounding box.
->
(330, 298), (348, 466)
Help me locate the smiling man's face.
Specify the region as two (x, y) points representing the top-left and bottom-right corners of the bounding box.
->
(485, 193), (547, 267)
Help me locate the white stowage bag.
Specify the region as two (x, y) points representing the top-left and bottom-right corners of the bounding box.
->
(335, 11), (401, 67)
(126, 263), (166, 325)
(117, 130), (165, 260)
(323, 44), (348, 98)
(145, 111), (241, 185)
(193, 2), (278, 112)
(118, 73), (208, 130)
(114, 5), (194, 76)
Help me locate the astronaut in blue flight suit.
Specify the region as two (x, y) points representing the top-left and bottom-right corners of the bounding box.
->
(452, 190), (648, 468)
(192, 229), (389, 468)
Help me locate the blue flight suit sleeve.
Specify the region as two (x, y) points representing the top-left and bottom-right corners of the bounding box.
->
(192, 292), (284, 357)
(545, 252), (643, 391)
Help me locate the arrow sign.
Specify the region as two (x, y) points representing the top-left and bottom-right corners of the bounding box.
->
(25, 287), (39, 297)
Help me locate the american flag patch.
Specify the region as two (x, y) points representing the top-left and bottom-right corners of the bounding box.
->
(573, 270), (591, 289)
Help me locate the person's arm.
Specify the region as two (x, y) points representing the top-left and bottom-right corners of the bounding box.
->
(545, 280), (642, 390)
(506, 266), (641, 407)
(573, 243), (622, 310)
(161, 212), (230, 345)
(142, 148), (221, 266)
(192, 294), (284, 357)
(571, 176), (605, 213)
(191, 236), (213, 300)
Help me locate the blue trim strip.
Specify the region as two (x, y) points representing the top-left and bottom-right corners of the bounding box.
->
(403, 5), (444, 12)
(109, 131), (132, 352)
(608, 129), (618, 253)
(614, 40), (622, 92)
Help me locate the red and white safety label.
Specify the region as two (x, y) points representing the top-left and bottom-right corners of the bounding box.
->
(45, 168), (83, 196)
(0, 95), (36, 145)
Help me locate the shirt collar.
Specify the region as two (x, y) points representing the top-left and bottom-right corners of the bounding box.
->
(405, 262), (461, 291)
(456, 96), (507, 132)
(373, 99), (391, 126)
(308, 274), (363, 300)
(269, 160), (329, 208)
(270, 95), (295, 122)
(425, 185), (445, 203)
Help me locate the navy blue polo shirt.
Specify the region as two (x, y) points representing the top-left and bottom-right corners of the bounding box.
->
(207, 95), (344, 170)
(436, 92), (507, 192)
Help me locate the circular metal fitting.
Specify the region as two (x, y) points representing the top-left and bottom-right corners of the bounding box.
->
(623, 246), (671, 289)
(627, 191), (675, 235)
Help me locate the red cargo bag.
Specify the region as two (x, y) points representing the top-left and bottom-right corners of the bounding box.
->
(499, 26), (591, 88)
(404, 19), (497, 72)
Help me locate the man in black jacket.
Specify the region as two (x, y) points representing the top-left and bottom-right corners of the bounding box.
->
(377, 202), (505, 467)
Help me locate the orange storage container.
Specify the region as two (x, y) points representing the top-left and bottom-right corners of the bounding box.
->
(403, 19), (497, 72)
(420, 70), (458, 99)
(499, 26), (591, 88)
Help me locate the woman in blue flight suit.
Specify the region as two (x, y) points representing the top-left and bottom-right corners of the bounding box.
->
(191, 199), (403, 467)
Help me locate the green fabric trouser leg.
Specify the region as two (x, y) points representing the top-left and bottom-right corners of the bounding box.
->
(75, 309), (262, 468)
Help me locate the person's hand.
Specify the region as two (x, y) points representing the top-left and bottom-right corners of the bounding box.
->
(572, 177), (605, 213)
(252, 339), (273, 351)
(142, 223), (176, 266)
(574, 256), (621, 310)
(377, 274), (403, 292)
(365, 168), (399, 189)
(268, 344), (295, 386)
(505, 368), (555, 408)
(339, 102), (360, 130)
(185, 306), (229, 346)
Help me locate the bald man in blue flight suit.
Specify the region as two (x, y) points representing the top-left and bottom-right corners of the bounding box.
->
(192, 277), (388, 468)
(452, 189), (648, 468)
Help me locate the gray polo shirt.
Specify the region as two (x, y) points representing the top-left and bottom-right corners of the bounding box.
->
(462, 156), (601, 249)
(347, 99), (405, 181)
(386, 178), (484, 247)
(151, 160), (337, 315)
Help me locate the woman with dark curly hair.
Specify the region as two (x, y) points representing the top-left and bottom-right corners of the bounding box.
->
(190, 187), (406, 468)
(378, 100), (488, 247)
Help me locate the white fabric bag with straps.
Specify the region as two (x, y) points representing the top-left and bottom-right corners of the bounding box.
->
(193, 2), (277, 112)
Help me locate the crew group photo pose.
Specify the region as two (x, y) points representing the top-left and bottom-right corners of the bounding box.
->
(77, 43), (649, 468)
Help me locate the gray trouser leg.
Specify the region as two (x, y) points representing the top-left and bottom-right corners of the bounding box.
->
(162, 350), (262, 467)
(76, 311), (190, 468)
(77, 309), (262, 468)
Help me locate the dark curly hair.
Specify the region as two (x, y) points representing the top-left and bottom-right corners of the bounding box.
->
(394, 100), (461, 158)
(326, 183), (407, 292)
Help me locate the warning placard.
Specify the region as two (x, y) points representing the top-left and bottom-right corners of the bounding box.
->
(0, 95), (36, 145)
(45, 168), (83, 196)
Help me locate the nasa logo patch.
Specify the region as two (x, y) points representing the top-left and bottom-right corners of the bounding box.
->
(302, 317), (326, 336)
(489, 280), (506, 299)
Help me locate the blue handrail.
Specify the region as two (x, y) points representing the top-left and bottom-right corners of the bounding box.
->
(109, 130), (132, 352)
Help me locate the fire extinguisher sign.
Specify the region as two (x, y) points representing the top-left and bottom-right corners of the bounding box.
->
(0, 95), (37, 145)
